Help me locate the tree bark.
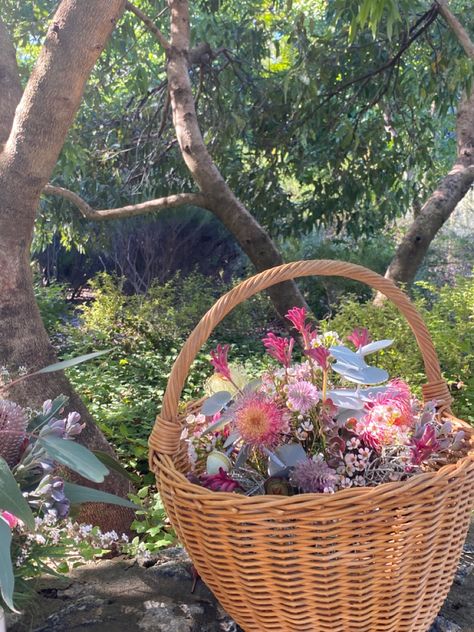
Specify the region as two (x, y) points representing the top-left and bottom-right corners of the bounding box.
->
(381, 90), (474, 290)
(378, 3), (474, 297)
(0, 0), (134, 532)
(165, 0), (308, 317)
(0, 20), (22, 149)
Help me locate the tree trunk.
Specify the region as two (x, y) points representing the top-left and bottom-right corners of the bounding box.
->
(0, 1), (134, 532)
(166, 0), (308, 317)
(378, 89), (474, 295)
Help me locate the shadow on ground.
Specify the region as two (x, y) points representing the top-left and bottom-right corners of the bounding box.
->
(8, 522), (474, 632)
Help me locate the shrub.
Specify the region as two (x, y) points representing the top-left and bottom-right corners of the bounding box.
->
(282, 229), (395, 317)
(53, 271), (272, 476)
(325, 275), (474, 422)
(34, 280), (71, 334)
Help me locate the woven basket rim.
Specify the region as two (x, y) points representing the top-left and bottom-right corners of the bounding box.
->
(154, 416), (474, 509)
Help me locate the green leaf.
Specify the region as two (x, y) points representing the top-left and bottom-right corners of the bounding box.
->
(92, 450), (139, 483)
(63, 482), (139, 509)
(0, 516), (18, 612)
(36, 349), (112, 374)
(38, 437), (109, 483)
(0, 457), (35, 530)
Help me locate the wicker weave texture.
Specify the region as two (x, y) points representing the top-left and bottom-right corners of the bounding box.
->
(149, 260), (474, 632)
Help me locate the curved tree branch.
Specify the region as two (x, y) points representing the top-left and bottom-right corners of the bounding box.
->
(376, 89), (474, 303)
(43, 184), (206, 220)
(436, 0), (474, 60)
(0, 19), (22, 150)
(125, 1), (170, 50)
(165, 0), (308, 316)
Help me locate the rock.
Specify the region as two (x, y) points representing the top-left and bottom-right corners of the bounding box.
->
(429, 615), (462, 632)
(33, 595), (107, 631)
(138, 600), (200, 632)
(454, 544), (474, 585)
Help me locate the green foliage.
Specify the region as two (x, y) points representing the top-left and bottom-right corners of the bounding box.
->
(33, 281), (70, 334)
(326, 275), (474, 422)
(126, 486), (176, 554)
(283, 230), (395, 316)
(52, 272), (271, 476)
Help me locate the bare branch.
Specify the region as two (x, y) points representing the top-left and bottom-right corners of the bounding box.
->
(0, 19), (22, 149)
(436, 0), (474, 60)
(43, 184), (206, 221)
(125, 1), (170, 50)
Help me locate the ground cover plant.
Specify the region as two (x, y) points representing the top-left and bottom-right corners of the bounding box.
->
(36, 269), (474, 486)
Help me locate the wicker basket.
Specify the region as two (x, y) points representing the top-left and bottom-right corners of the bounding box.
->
(149, 260), (474, 632)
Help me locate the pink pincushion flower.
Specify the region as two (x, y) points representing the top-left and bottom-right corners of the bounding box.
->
(262, 333), (294, 367)
(347, 327), (371, 350)
(305, 346), (331, 370)
(286, 380), (319, 414)
(1, 511), (18, 529)
(210, 344), (231, 380)
(234, 393), (289, 448)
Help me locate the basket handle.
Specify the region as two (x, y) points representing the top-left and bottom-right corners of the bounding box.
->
(149, 260), (451, 456)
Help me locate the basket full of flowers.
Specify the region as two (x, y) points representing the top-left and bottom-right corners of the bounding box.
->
(149, 260), (474, 632)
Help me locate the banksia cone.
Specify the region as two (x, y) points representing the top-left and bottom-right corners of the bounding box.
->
(0, 400), (28, 467)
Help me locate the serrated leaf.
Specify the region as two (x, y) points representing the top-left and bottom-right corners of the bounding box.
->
(39, 437), (109, 483)
(359, 340), (393, 355)
(201, 391), (232, 416)
(0, 516), (18, 612)
(0, 457), (35, 530)
(36, 349), (112, 375)
(63, 482), (138, 509)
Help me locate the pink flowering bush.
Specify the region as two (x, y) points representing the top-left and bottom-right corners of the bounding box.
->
(182, 308), (466, 497)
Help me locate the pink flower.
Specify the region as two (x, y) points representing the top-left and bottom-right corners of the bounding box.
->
(365, 380), (414, 428)
(285, 307), (314, 345)
(262, 333), (294, 367)
(355, 414), (409, 453)
(409, 424), (440, 465)
(234, 392), (289, 448)
(200, 468), (241, 492)
(305, 346), (331, 370)
(347, 328), (371, 350)
(286, 380), (319, 414)
(210, 344), (231, 380)
(1, 511), (18, 529)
